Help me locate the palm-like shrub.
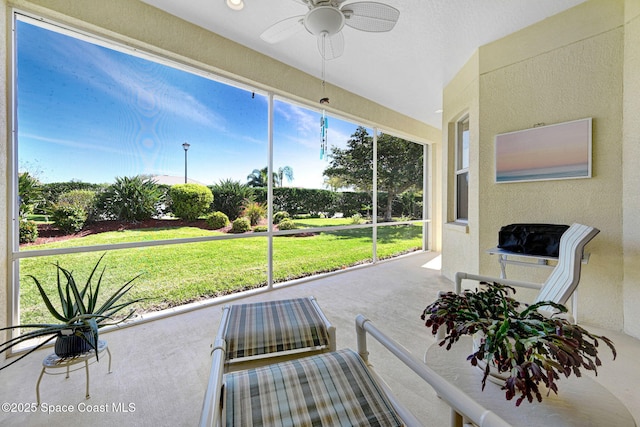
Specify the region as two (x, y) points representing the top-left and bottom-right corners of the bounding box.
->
(350, 213), (364, 224)
(210, 179), (254, 220)
(242, 201), (266, 226)
(169, 184), (213, 221)
(96, 176), (162, 222)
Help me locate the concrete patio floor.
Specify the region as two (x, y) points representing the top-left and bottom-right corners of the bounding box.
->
(0, 251), (638, 426)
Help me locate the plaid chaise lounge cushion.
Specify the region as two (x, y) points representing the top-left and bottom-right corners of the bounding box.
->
(224, 298), (330, 361)
(224, 349), (404, 427)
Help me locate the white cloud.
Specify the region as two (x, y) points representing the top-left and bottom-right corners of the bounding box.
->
(20, 133), (126, 155)
(47, 34), (227, 131)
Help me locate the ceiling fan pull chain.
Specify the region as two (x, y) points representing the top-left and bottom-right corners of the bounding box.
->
(319, 32), (330, 105)
(321, 32), (326, 87)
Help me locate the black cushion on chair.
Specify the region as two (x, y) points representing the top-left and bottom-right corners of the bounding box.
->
(498, 224), (569, 257)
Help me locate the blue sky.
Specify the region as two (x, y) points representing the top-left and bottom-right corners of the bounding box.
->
(16, 19), (364, 189)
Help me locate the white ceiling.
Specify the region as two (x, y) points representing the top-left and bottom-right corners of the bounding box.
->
(140, 0), (586, 130)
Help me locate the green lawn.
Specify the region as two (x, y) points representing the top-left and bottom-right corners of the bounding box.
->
(289, 217), (355, 227)
(19, 221), (422, 325)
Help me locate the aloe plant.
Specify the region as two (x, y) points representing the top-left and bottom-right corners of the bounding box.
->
(0, 253), (144, 370)
(421, 283), (616, 406)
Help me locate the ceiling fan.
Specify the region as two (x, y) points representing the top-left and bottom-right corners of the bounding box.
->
(260, 0), (400, 60)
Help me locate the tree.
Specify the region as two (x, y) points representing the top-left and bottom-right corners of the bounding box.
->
(18, 172), (43, 217)
(247, 167), (270, 188)
(247, 166), (294, 188)
(276, 166), (294, 187)
(323, 176), (348, 192)
(323, 126), (423, 221)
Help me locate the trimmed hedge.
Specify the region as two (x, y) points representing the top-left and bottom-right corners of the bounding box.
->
(169, 184), (213, 221)
(277, 218), (296, 230)
(39, 181), (106, 214)
(57, 189), (97, 221)
(19, 219), (38, 243)
(230, 217), (251, 233)
(52, 205), (87, 234)
(206, 211), (229, 229)
(253, 187), (422, 219)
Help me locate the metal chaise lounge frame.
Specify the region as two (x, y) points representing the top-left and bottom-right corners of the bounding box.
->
(199, 315), (512, 427)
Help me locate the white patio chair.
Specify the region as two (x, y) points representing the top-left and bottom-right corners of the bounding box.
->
(454, 222), (600, 323)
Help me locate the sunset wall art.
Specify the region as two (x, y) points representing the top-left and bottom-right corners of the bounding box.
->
(495, 118), (592, 183)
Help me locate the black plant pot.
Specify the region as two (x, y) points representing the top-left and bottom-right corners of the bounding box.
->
(54, 330), (97, 357)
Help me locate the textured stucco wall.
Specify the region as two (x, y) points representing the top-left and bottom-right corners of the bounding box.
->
(479, 29), (624, 329)
(623, 0), (640, 337)
(479, 0), (624, 329)
(441, 0), (628, 330)
(440, 52), (479, 280)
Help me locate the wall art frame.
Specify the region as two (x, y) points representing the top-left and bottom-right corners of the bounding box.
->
(495, 117), (592, 184)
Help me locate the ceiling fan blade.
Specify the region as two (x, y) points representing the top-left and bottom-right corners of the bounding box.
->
(260, 16), (305, 43)
(317, 31), (344, 60)
(342, 2), (400, 32)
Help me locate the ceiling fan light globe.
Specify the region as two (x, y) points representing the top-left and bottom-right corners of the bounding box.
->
(226, 0), (244, 11)
(304, 6), (345, 36)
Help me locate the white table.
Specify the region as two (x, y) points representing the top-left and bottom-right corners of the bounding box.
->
(486, 247), (590, 279)
(36, 339), (111, 404)
(425, 337), (636, 427)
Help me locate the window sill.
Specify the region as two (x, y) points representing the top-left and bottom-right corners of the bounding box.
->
(445, 221), (469, 234)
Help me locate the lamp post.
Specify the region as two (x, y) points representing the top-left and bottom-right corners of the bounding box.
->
(182, 142), (190, 183)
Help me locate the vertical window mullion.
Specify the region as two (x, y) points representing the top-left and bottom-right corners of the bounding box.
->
(423, 143), (430, 250)
(372, 129), (378, 262)
(455, 116), (469, 221)
(267, 92), (274, 289)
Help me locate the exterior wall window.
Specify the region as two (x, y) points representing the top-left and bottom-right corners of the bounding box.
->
(455, 116), (469, 221)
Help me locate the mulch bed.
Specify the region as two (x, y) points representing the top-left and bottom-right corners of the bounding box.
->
(22, 218), (310, 247)
(24, 218), (218, 246)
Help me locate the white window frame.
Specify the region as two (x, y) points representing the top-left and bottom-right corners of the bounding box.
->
(455, 115), (469, 222)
